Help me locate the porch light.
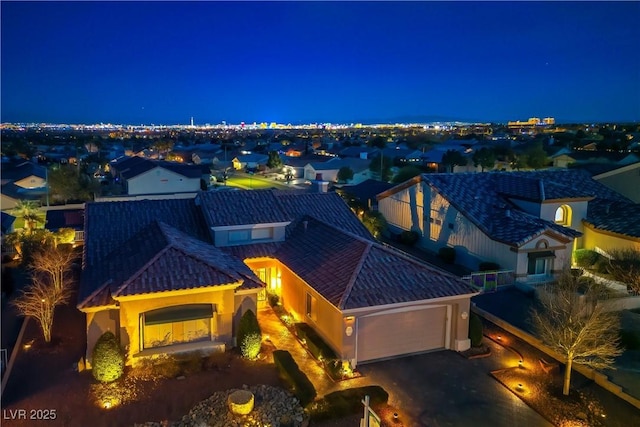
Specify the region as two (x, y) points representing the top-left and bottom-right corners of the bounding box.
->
(461, 311), (468, 320)
(518, 360), (523, 368)
(497, 335), (502, 341)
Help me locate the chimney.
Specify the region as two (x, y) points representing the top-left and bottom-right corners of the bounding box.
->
(303, 220), (308, 231)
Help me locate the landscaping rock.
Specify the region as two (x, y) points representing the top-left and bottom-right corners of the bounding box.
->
(138, 385), (306, 427)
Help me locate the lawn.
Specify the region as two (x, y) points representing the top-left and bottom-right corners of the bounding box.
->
(225, 175), (292, 190)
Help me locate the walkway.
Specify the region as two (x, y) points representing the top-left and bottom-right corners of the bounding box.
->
(258, 307), (370, 397)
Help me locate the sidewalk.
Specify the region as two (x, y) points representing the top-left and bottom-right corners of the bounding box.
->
(259, 307), (370, 397)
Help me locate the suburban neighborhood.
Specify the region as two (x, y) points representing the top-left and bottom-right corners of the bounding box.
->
(1, 119), (640, 427)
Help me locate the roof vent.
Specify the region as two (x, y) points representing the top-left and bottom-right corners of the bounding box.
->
(303, 220), (308, 231)
(505, 209), (511, 218)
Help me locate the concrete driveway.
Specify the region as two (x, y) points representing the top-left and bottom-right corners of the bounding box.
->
(357, 340), (552, 427)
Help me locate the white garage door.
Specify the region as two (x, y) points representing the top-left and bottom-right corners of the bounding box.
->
(356, 305), (448, 363)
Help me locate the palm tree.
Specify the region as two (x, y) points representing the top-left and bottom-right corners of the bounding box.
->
(12, 200), (42, 235)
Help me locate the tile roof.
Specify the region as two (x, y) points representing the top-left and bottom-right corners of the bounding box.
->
(112, 156), (205, 179)
(0, 159), (47, 182)
(340, 179), (397, 206)
(79, 221), (263, 307)
(197, 190), (290, 227)
(273, 191), (374, 239)
(275, 217), (477, 310)
(419, 172), (585, 246)
(422, 169), (640, 245)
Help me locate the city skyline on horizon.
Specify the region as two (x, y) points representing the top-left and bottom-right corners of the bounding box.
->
(2, 2), (639, 125)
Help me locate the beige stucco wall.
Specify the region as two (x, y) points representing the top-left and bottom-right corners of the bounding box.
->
(582, 224), (640, 253)
(85, 309), (118, 367)
(539, 200), (589, 232)
(213, 225), (287, 247)
(595, 165), (640, 203)
(515, 233), (573, 277)
(278, 263), (344, 357)
(117, 288), (236, 363)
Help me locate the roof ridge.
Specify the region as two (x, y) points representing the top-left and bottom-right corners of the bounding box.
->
(112, 245), (172, 297)
(338, 242), (372, 310)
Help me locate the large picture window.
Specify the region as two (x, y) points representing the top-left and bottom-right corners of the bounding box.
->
(142, 304), (214, 350)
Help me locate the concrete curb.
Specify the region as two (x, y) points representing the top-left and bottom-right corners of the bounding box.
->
(1, 316), (29, 398)
(472, 304), (640, 410)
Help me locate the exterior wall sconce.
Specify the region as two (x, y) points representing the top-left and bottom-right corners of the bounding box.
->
(460, 311), (468, 320)
(345, 326), (353, 337)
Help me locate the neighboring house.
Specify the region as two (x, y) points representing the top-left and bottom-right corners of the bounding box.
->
(339, 179), (395, 210)
(282, 155), (330, 179)
(304, 158), (371, 184)
(339, 146), (380, 160)
(380, 147), (424, 164)
(420, 142), (480, 173)
(550, 149), (639, 169)
(232, 154), (269, 171)
(45, 208), (85, 244)
(1, 212), (16, 235)
(110, 157), (203, 196)
(191, 144), (222, 165)
(0, 158), (48, 210)
(1, 158), (47, 189)
(79, 189), (477, 369)
(378, 170), (640, 282)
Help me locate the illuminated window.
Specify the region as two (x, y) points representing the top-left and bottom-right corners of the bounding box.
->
(141, 304), (214, 350)
(554, 205), (571, 226)
(306, 293), (317, 322)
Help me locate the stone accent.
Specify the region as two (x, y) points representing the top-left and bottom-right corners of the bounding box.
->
(135, 384), (306, 427)
(227, 390), (254, 415)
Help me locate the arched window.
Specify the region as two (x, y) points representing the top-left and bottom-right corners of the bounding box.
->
(555, 205), (571, 226)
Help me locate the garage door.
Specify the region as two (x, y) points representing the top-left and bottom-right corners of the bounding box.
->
(356, 306), (448, 363)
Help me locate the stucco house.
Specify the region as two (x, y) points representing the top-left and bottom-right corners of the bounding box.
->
(231, 154), (269, 171)
(110, 156), (203, 196)
(591, 161), (640, 203)
(1, 158), (48, 210)
(304, 158), (371, 184)
(378, 169), (639, 283)
(79, 189), (477, 368)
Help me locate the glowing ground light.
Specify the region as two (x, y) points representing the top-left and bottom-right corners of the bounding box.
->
(103, 401), (112, 409)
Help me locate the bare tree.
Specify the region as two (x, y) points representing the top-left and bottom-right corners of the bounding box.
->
(12, 276), (71, 343)
(531, 271), (622, 395)
(607, 249), (640, 295)
(30, 246), (77, 292)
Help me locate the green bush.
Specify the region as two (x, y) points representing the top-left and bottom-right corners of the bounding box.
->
(91, 332), (125, 383)
(273, 350), (317, 406)
(241, 332), (262, 359)
(468, 313), (483, 347)
(398, 230), (420, 246)
(237, 309), (261, 350)
(294, 323), (337, 360)
(479, 261), (500, 271)
(573, 249), (600, 268)
(438, 247), (456, 264)
(268, 293), (280, 307)
(309, 386), (388, 421)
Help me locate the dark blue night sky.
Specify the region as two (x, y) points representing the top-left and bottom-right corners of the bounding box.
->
(2, 1), (639, 125)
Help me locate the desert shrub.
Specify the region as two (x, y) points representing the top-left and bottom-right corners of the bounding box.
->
(468, 312), (483, 347)
(573, 249), (600, 268)
(570, 268), (584, 278)
(309, 386), (388, 421)
(594, 257), (610, 274)
(479, 261), (500, 271)
(273, 350), (316, 406)
(237, 309), (261, 350)
(268, 293), (280, 307)
(176, 353), (205, 375)
(241, 332), (262, 359)
(295, 323), (337, 360)
(203, 350), (231, 370)
(438, 247), (456, 264)
(91, 332), (125, 383)
(398, 230), (420, 246)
